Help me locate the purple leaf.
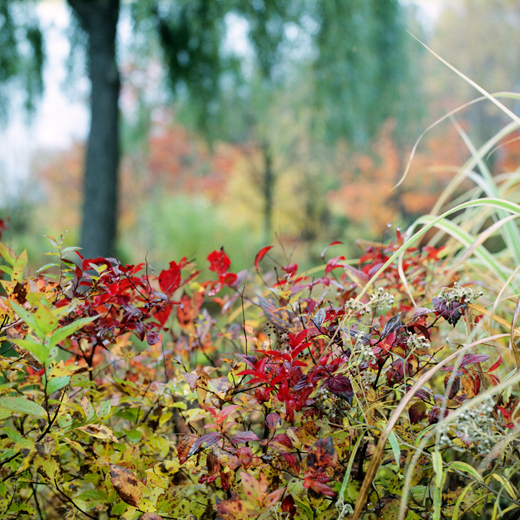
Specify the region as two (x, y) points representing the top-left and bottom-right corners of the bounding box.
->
(187, 432), (222, 458)
(231, 431), (259, 444)
(325, 375), (354, 405)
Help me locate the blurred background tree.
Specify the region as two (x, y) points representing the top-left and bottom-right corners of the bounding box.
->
(2, 1), (518, 270)
(0, 0), (418, 261)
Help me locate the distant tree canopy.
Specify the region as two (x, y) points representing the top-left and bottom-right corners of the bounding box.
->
(0, 0), (420, 258)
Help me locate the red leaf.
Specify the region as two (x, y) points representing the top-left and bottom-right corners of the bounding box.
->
(460, 354), (490, 367)
(159, 261), (182, 296)
(325, 256), (345, 274)
(488, 356), (502, 373)
(219, 272), (238, 287)
(266, 413), (281, 430)
(187, 432), (222, 458)
(177, 436), (196, 464)
(231, 431), (260, 444)
(154, 303), (173, 327)
(408, 401), (426, 424)
(325, 376), (354, 404)
(321, 241), (343, 260)
(207, 248), (231, 275)
(254, 246), (273, 270)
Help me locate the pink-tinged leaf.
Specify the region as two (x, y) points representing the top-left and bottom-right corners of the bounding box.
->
(412, 307), (434, 319)
(488, 356), (502, 373)
(266, 412), (281, 430)
(240, 471), (266, 504)
(265, 486), (286, 508)
(208, 248), (231, 275)
(254, 246), (273, 270)
(325, 256), (345, 274)
(235, 447), (254, 468)
(343, 264), (369, 287)
(231, 431), (260, 444)
(321, 241), (343, 260)
(187, 432), (222, 458)
(270, 434), (293, 452)
(218, 405), (240, 421)
(460, 354), (490, 367)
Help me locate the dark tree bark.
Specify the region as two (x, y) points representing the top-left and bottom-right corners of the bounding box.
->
(68, 0), (120, 259)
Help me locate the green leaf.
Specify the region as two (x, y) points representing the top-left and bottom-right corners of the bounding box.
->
(34, 304), (58, 337)
(432, 451), (443, 488)
(47, 376), (70, 395)
(47, 315), (99, 348)
(9, 338), (49, 365)
(449, 461), (483, 482)
(0, 396), (46, 418)
(0, 242), (17, 265)
(387, 431), (401, 468)
(9, 300), (42, 339)
(0, 265), (13, 276)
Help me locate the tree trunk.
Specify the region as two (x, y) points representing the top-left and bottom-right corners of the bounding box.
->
(68, 0), (120, 259)
(262, 141), (274, 243)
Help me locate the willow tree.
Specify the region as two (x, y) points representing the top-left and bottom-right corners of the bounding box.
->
(0, 0), (420, 256)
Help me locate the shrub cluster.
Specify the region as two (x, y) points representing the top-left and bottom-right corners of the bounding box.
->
(0, 232), (518, 520)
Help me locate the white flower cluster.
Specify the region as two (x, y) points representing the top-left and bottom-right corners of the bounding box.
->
(314, 386), (349, 421)
(437, 282), (484, 308)
(406, 333), (430, 350)
(369, 287), (395, 310)
(361, 370), (376, 387)
(353, 332), (376, 364)
(439, 397), (500, 456)
(345, 298), (366, 315)
(345, 287), (394, 315)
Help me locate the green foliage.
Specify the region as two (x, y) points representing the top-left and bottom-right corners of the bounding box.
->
(0, 0), (44, 119)
(3, 178), (520, 518)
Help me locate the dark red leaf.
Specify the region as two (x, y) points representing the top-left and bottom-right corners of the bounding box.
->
(207, 248), (231, 275)
(408, 401), (426, 424)
(432, 297), (465, 326)
(266, 413), (281, 430)
(444, 374), (461, 399)
(187, 432), (222, 459)
(231, 431), (259, 444)
(325, 376), (354, 404)
(381, 313), (403, 339)
(254, 246), (273, 270)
